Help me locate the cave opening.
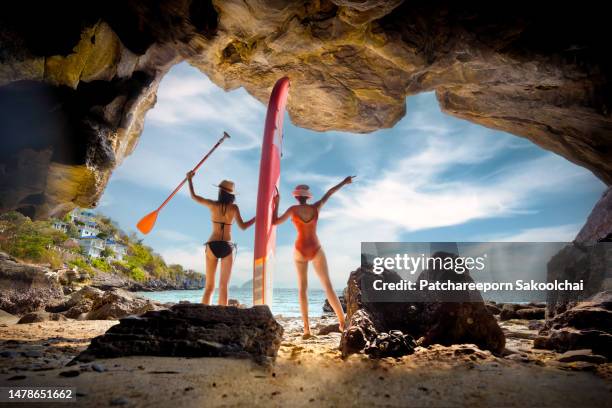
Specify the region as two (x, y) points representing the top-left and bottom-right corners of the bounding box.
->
(91, 62), (606, 286)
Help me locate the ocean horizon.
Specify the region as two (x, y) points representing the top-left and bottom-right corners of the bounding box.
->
(137, 288), (338, 317)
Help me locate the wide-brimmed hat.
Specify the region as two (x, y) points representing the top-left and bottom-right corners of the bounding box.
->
(292, 184), (312, 198)
(215, 180), (236, 194)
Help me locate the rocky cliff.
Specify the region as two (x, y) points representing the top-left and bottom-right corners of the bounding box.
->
(1, 1), (611, 217)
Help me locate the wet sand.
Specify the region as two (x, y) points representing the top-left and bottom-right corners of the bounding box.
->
(0, 317), (610, 407)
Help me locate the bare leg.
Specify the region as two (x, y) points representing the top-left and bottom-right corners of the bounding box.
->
(294, 249), (310, 336)
(202, 247), (218, 304)
(312, 248), (345, 331)
(218, 254), (234, 306)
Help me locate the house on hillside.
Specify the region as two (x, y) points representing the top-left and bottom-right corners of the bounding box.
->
(79, 237), (105, 258)
(78, 225), (100, 238)
(52, 221), (69, 233)
(105, 239), (127, 261)
(70, 208), (97, 224)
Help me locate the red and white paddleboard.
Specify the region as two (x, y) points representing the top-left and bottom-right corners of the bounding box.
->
(253, 77), (290, 305)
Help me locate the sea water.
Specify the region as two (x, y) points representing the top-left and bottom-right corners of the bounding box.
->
(136, 288), (337, 317)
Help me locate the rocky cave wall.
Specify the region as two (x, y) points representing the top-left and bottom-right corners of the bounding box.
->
(1, 0), (611, 219)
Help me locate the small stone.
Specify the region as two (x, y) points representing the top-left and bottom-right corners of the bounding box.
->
(23, 350), (43, 358)
(92, 363), (106, 372)
(0, 351), (18, 358)
(59, 370), (80, 377)
(110, 397), (129, 406)
(557, 349), (607, 364)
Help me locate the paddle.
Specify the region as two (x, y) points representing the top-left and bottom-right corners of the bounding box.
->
(136, 132), (231, 234)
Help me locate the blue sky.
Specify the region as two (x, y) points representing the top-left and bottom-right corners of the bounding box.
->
(99, 62), (605, 288)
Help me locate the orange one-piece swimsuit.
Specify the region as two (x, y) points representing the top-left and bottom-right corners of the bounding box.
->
(292, 207), (321, 261)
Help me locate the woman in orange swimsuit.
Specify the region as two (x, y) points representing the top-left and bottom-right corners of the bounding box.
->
(187, 171), (255, 305)
(273, 176), (354, 337)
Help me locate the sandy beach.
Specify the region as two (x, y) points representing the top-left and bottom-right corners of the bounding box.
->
(1, 316), (610, 408)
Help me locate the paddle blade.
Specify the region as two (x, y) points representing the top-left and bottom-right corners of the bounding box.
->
(136, 210), (159, 234)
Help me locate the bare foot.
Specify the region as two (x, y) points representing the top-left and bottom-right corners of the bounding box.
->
(302, 332), (314, 340)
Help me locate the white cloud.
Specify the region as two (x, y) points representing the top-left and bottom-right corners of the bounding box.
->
(146, 65), (265, 151)
(159, 244), (203, 271)
(155, 229), (195, 242)
(480, 224), (581, 242)
(323, 138), (592, 233)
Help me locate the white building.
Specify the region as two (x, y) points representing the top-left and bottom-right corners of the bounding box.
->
(70, 208), (97, 224)
(52, 221), (69, 233)
(105, 240), (128, 261)
(78, 225), (100, 238)
(79, 237), (105, 258)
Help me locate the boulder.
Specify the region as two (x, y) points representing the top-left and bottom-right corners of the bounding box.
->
(499, 303), (534, 320)
(536, 291), (612, 358)
(47, 286), (104, 318)
(18, 311), (67, 324)
(90, 272), (134, 291)
(364, 330), (416, 359)
(0, 309), (19, 325)
(575, 187), (612, 243)
(322, 294), (347, 314)
(86, 289), (162, 320)
(47, 286), (163, 320)
(545, 242), (611, 320)
(228, 299), (246, 308)
(317, 323), (341, 335)
(0, 251), (64, 315)
(484, 302), (501, 315)
(340, 254), (505, 357)
(515, 308), (546, 320)
(76, 304), (283, 364)
(556, 349), (607, 364)
(546, 189), (612, 321)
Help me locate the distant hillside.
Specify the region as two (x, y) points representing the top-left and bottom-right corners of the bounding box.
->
(0, 210), (204, 290)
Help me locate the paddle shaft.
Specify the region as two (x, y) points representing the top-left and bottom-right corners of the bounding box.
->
(155, 132), (230, 212)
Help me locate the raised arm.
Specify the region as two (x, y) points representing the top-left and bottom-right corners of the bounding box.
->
(186, 171), (214, 208)
(314, 176), (355, 209)
(272, 194), (293, 225)
(234, 205), (255, 230)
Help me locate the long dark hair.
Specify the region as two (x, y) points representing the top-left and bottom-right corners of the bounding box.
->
(218, 189), (235, 205)
(296, 196), (309, 205)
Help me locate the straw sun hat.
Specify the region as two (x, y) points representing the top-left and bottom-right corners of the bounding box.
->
(215, 180), (236, 194)
(292, 184), (312, 198)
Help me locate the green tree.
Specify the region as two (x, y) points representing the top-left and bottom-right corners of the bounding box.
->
(100, 248), (115, 258)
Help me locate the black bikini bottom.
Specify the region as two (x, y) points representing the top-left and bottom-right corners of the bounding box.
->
(206, 241), (235, 259)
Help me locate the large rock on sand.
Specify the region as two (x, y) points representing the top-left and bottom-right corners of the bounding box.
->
(0, 251), (64, 315)
(535, 291), (612, 359)
(87, 288), (162, 320)
(76, 304), (284, 364)
(340, 254), (505, 357)
(18, 311), (68, 324)
(322, 293), (347, 314)
(546, 188), (612, 320)
(48, 286), (162, 320)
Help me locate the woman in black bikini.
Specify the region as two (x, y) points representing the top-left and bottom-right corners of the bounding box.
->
(187, 171), (255, 305)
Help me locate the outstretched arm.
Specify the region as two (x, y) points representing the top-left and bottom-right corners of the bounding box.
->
(314, 176), (355, 209)
(186, 171), (214, 208)
(272, 194), (293, 225)
(234, 205), (255, 230)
